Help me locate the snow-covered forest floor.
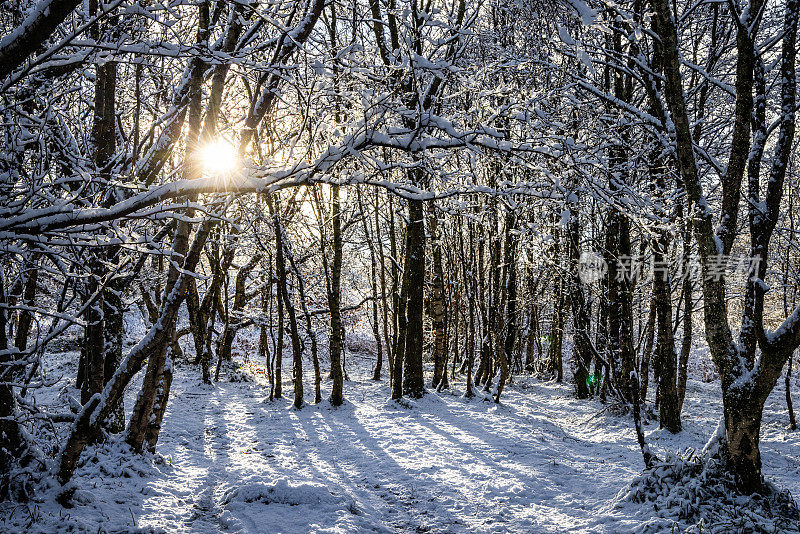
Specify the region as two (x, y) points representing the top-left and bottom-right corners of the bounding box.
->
(2, 321), (799, 533)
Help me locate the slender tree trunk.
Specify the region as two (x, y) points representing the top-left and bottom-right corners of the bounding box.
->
(287, 250), (321, 404)
(217, 254), (261, 363)
(13, 254), (38, 353)
(495, 209), (517, 403)
(391, 253), (409, 400)
(389, 195), (401, 391)
(376, 189), (393, 383)
(329, 184), (344, 405)
(357, 187), (384, 381)
(653, 240), (681, 432)
(428, 201), (447, 388)
(186, 278), (205, 364)
(271, 208), (304, 410)
(275, 249), (284, 400)
(0, 272), (24, 477)
(677, 229), (693, 413)
(787, 352), (797, 431)
(259, 280), (273, 392)
(567, 196), (591, 398)
(640, 297), (656, 402)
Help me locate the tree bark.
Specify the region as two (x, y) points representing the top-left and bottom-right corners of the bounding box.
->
(0, 272), (24, 477)
(428, 201), (447, 388)
(59, 220), (215, 485)
(402, 196), (426, 398)
(567, 195), (591, 398)
(328, 184), (344, 406)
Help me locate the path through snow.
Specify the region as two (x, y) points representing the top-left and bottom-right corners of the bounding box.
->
(4, 355), (799, 533)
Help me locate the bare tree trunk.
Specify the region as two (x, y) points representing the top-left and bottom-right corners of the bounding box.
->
(548, 215), (565, 382)
(217, 254), (261, 363)
(376, 189), (393, 383)
(13, 254), (38, 354)
(428, 201), (447, 388)
(653, 240), (681, 432)
(259, 279), (273, 393)
(391, 252), (409, 400)
(567, 195), (591, 398)
(0, 272), (24, 477)
(275, 253), (284, 400)
(787, 352), (797, 431)
(286, 248), (321, 404)
(357, 187), (384, 381)
(495, 209), (517, 403)
(639, 297), (656, 402)
(329, 184), (344, 405)
(59, 220), (215, 485)
(269, 197), (303, 408)
(103, 286), (125, 433)
(651, 0), (800, 491)
(389, 195), (401, 392)
(476, 214), (491, 387)
(186, 278), (205, 364)
(126, 1), (209, 450)
(676, 228), (693, 413)
(402, 196), (426, 398)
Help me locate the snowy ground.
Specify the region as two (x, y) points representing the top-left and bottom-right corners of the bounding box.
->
(2, 332), (799, 533)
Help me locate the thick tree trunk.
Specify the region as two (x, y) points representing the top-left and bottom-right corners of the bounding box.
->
(81, 273), (105, 406)
(402, 197), (426, 398)
(724, 391), (767, 492)
(651, 0), (800, 492)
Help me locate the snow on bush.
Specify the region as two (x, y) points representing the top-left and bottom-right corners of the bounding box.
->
(221, 479), (341, 507)
(218, 479), (367, 533)
(615, 449), (800, 533)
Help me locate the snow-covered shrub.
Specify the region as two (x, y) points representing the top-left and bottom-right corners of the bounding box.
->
(227, 365), (257, 383)
(221, 479), (340, 507)
(616, 448), (800, 533)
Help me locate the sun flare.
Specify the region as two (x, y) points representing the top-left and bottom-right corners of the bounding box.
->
(200, 139), (238, 175)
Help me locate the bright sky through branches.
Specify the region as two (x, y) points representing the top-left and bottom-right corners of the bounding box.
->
(200, 139), (238, 176)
